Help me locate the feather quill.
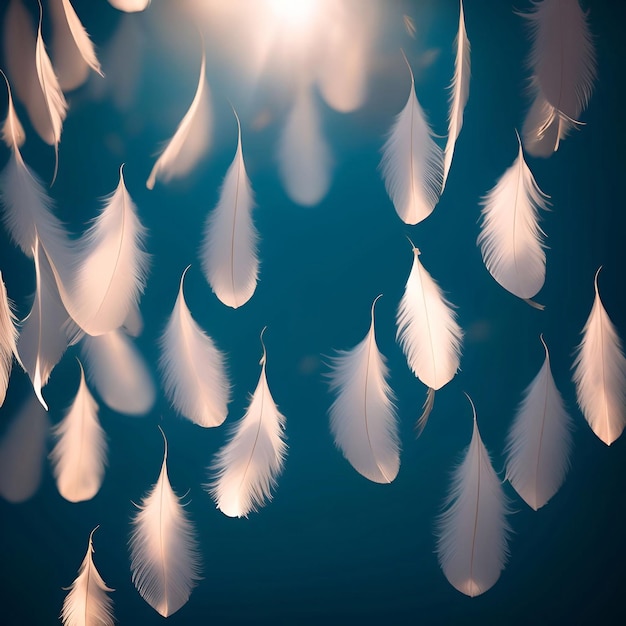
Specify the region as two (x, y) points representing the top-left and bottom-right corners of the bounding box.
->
(396, 243), (463, 433)
(209, 330), (287, 517)
(200, 110), (258, 308)
(0, 271), (21, 407)
(159, 266), (230, 427)
(504, 336), (573, 510)
(129, 429), (201, 618)
(436, 395), (511, 597)
(61, 527), (114, 626)
(380, 54), (443, 225)
(572, 268), (626, 446)
(442, 0), (470, 192)
(477, 135), (548, 306)
(146, 51), (212, 189)
(328, 296), (400, 483)
(50, 360), (107, 503)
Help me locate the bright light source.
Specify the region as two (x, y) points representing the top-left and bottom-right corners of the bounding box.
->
(269, 0), (318, 29)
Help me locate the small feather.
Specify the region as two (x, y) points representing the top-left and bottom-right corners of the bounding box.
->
(0, 271), (21, 407)
(108, 0), (151, 12)
(1, 71), (26, 149)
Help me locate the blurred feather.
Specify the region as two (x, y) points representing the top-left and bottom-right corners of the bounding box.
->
(108, 0), (151, 12)
(0, 271), (21, 407)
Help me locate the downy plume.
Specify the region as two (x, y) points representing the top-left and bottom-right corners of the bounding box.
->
(572, 268), (626, 446)
(209, 329), (287, 517)
(477, 134), (548, 306)
(396, 242), (463, 434)
(505, 335), (573, 510)
(61, 527), (114, 626)
(328, 295), (400, 483)
(201, 109), (258, 308)
(159, 266), (230, 427)
(146, 50), (212, 189)
(0, 271), (21, 407)
(380, 52), (443, 225)
(80, 329), (155, 416)
(129, 428), (201, 618)
(436, 395), (511, 597)
(50, 360), (107, 503)
(49, 0), (103, 92)
(442, 0), (470, 192)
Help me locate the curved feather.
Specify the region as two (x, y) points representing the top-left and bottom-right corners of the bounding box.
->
(61, 527), (114, 626)
(50, 0), (103, 92)
(442, 0), (470, 192)
(380, 56), (443, 225)
(50, 361), (107, 503)
(209, 332), (287, 517)
(200, 110), (258, 308)
(572, 268), (626, 446)
(129, 431), (201, 617)
(146, 52), (212, 189)
(0, 271), (20, 407)
(1, 71), (25, 149)
(67, 166), (149, 336)
(436, 396), (511, 597)
(328, 296), (399, 483)
(477, 137), (548, 302)
(504, 336), (573, 510)
(159, 266), (230, 427)
(108, 0), (151, 12)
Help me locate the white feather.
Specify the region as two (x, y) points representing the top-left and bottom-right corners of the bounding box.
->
(436, 396), (511, 597)
(50, 361), (107, 503)
(504, 336), (573, 510)
(328, 296), (400, 483)
(209, 333), (287, 517)
(442, 0), (470, 192)
(0, 271), (20, 407)
(572, 268), (626, 446)
(380, 56), (443, 225)
(80, 329), (155, 416)
(108, 0), (151, 12)
(129, 431), (201, 618)
(146, 52), (212, 190)
(49, 0), (103, 92)
(477, 137), (549, 302)
(200, 110), (258, 308)
(159, 266), (230, 427)
(1, 71), (25, 149)
(66, 166), (148, 336)
(61, 527), (114, 626)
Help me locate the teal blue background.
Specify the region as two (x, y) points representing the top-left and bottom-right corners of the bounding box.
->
(1, 0), (625, 624)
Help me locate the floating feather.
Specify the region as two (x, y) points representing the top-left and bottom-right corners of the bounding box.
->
(209, 330), (287, 517)
(50, 360), (107, 503)
(328, 296), (400, 483)
(61, 527), (114, 626)
(200, 109), (258, 308)
(159, 266), (230, 427)
(49, 0), (103, 92)
(129, 429), (201, 618)
(0, 271), (21, 407)
(436, 395), (511, 597)
(442, 0), (470, 192)
(1, 70), (25, 148)
(380, 53), (443, 225)
(146, 51), (212, 189)
(396, 242), (463, 434)
(108, 0), (151, 12)
(67, 166), (148, 336)
(504, 336), (573, 510)
(477, 135), (548, 307)
(572, 268), (626, 446)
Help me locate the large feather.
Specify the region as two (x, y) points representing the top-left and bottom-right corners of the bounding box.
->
(0, 271), (21, 407)
(159, 266), (230, 427)
(61, 527), (114, 626)
(49, 0), (103, 92)
(146, 51), (212, 189)
(436, 396), (511, 597)
(209, 331), (287, 517)
(328, 296), (399, 483)
(200, 110), (258, 308)
(380, 54), (443, 225)
(504, 335), (573, 510)
(80, 329), (155, 416)
(129, 429), (201, 618)
(50, 361), (107, 503)
(442, 0), (470, 193)
(477, 136), (548, 305)
(66, 166), (148, 336)
(572, 268), (626, 446)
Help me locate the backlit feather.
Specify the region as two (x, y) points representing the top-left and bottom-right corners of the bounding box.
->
(0, 271), (20, 407)
(108, 0), (151, 12)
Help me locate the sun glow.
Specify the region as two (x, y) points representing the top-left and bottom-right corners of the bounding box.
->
(268, 0), (319, 29)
